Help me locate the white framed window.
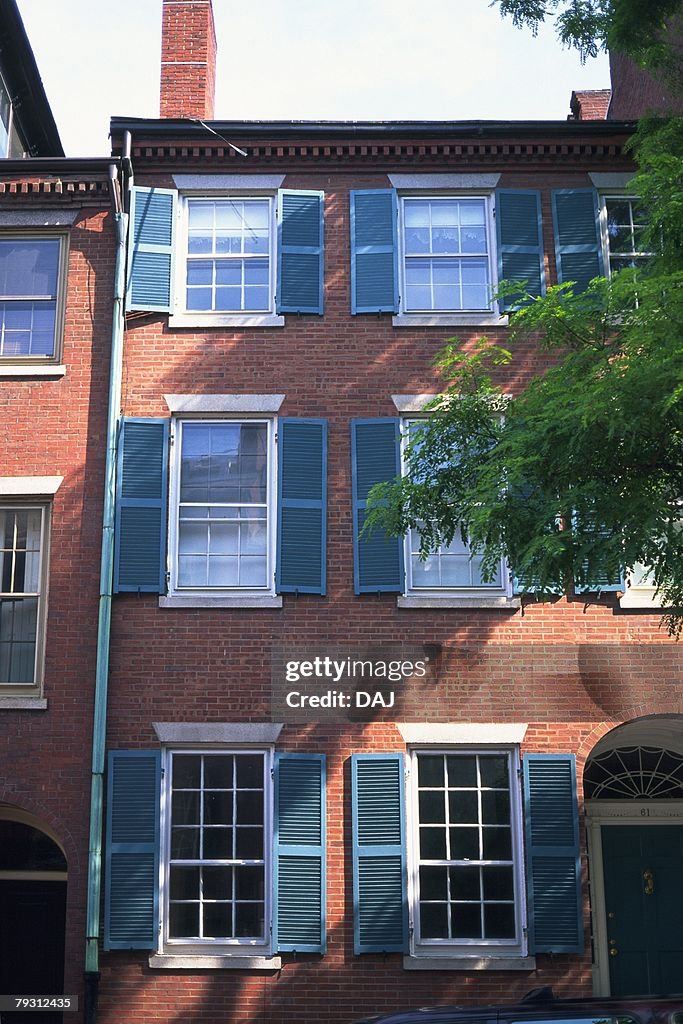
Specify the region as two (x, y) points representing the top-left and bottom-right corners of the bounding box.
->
(0, 235), (67, 361)
(161, 748), (272, 954)
(179, 196), (276, 315)
(408, 748), (526, 958)
(399, 196), (494, 313)
(0, 504), (48, 689)
(402, 419), (509, 599)
(601, 195), (651, 276)
(168, 418), (276, 597)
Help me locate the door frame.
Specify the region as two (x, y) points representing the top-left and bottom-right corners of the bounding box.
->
(585, 800), (683, 995)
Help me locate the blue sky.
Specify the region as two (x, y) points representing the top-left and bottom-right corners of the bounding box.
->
(17, 0), (610, 157)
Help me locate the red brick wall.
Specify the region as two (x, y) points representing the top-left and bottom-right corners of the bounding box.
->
(0, 199), (113, 1013)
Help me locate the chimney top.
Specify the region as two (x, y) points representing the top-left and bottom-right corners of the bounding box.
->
(160, 0), (217, 120)
(568, 89), (611, 121)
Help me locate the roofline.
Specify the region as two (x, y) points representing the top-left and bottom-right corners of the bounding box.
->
(0, 157), (118, 176)
(109, 116), (637, 142)
(0, 0), (63, 156)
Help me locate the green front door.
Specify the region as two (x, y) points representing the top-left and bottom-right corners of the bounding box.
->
(602, 824), (683, 995)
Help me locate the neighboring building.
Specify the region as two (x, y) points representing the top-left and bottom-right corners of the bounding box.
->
(90, 3), (683, 1023)
(0, 2), (117, 1020)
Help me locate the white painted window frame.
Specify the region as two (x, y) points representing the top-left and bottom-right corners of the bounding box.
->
(171, 194), (282, 328)
(159, 746), (274, 956)
(599, 193), (651, 278)
(400, 418), (510, 601)
(167, 417), (277, 600)
(406, 746), (527, 959)
(0, 502), (50, 693)
(397, 193), (499, 318)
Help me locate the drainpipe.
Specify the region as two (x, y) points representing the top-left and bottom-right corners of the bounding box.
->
(84, 132), (132, 1024)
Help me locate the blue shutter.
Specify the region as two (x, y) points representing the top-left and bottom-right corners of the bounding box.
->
(114, 418), (169, 593)
(551, 189), (603, 293)
(352, 754), (407, 954)
(274, 753), (326, 953)
(351, 419), (404, 594)
(573, 514), (625, 594)
(104, 750), (161, 950)
(126, 186), (176, 312)
(277, 190), (324, 314)
(276, 418), (327, 595)
(496, 190), (545, 310)
(523, 754), (583, 954)
(350, 190), (398, 313)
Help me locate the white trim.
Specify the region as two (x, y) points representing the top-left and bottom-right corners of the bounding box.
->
(403, 955), (535, 971)
(172, 175), (285, 191)
(398, 595), (520, 609)
(399, 724), (528, 745)
(392, 313), (507, 327)
(397, 194), (498, 317)
(160, 594), (282, 609)
(164, 394), (284, 414)
(0, 477), (63, 496)
(389, 174), (501, 190)
(159, 746), (274, 956)
(153, 723), (283, 744)
(0, 364), (66, 378)
(585, 800), (683, 996)
(406, 746), (527, 959)
(168, 313), (284, 329)
(167, 417), (277, 600)
(149, 954), (281, 970)
(174, 194), (277, 320)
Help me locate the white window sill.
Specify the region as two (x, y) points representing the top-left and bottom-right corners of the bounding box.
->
(160, 594), (283, 610)
(403, 955), (535, 971)
(398, 595), (520, 610)
(168, 313), (285, 329)
(392, 313), (508, 328)
(619, 588), (664, 609)
(149, 954), (281, 970)
(0, 364), (66, 378)
(0, 696), (47, 710)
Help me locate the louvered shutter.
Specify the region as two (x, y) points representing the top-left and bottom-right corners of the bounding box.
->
(114, 418), (169, 593)
(551, 189), (603, 293)
(274, 753), (326, 953)
(277, 190), (324, 314)
(104, 750), (161, 950)
(351, 419), (404, 594)
(496, 190), (545, 310)
(350, 190), (399, 313)
(352, 754), (407, 954)
(523, 753), (583, 954)
(276, 418), (327, 595)
(573, 514), (624, 594)
(126, 186), (176, 312)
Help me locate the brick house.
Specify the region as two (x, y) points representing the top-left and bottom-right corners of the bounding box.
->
(90, 3), (683, 1019)
(0, 1), (119, 1018)
(5, 0), (683, 1021)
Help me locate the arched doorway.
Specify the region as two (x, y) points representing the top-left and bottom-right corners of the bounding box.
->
(585, 716), (683, 997)
(0, 809), (67, 1024)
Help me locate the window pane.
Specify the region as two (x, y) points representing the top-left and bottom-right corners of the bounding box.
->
(185, 200), (271, 312)
(449, 790), (479, 824)
(482, 826), (512, 860)
(451, 902), (482, 938)
(203, 827), (232, 859)
(483, 902), (515, 938)
(235, 901), (265, 938)
(173, 755), (201, 789)
(203, 865), (232, 900)
(419, 865), (447, 900)
(420, 826), (447, 860)
(420, 902), (449, 939)
(0, 240), (59, 298)
(450, 865), (480, 901)
(480, 756), (508, 789)
(419, 790), (446, 824)
(447, 755), (477, 788)
(172, 791), (200, 825)
(169, 865), (199, 901)
(482, 865), (514, 900)
(169, 901), (199, 938)
(418, 754), (444, 787)
(203, 902), (231, 938)
(450, 826), (479, 860)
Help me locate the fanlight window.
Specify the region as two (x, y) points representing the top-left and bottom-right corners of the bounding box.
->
(584, 746), (683, 800)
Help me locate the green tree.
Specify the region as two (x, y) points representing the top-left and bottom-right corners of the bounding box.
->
(493, 0), (683, 68)
(366, 117), (683, 631)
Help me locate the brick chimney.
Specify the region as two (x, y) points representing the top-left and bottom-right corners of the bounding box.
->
(568, 89), (611, 120)
(160, 0), (217, 120)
